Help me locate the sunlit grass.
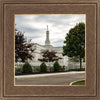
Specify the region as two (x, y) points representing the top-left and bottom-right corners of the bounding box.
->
(72, 80), (85, 85)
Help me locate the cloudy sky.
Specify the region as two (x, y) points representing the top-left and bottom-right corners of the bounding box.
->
(15, 14), (85, 47)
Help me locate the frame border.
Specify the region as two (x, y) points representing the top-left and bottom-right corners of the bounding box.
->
(0, 0), (100, 100)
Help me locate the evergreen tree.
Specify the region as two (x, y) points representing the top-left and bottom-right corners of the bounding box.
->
(22, 61), (33, 73)
(53, 61), (61, 72)
(40, 62), (47, 72)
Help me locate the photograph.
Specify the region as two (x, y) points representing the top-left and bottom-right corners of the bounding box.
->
(14, 14), (86, 86)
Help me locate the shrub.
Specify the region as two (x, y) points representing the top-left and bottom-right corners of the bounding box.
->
(40, 62), (47, 72)
(68, 68), (85, 71)
(15, 67), (23, 74)
(53, 61), (60, 72)
(22, 62), (33, 73)
(61, 66), (65, 71)
(36, 66), (40, 72)
(50, 66), (54, 72)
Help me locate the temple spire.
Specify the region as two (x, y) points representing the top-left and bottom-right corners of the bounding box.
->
(45, 25), (50, 46)
(47, 25), (48, 31)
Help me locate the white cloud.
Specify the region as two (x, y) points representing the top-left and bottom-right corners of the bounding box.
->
(15, 14), (85, 47)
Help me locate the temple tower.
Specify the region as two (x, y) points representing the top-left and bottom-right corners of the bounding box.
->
(45, 25), (50, 45)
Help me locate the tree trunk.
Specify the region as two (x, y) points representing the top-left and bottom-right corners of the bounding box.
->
(80, 57), (82, 70)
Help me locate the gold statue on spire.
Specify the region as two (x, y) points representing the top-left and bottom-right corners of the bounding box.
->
(47, 25), (48, 31)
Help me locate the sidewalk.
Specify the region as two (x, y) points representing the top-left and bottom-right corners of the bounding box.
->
(15, 71), (85, 79)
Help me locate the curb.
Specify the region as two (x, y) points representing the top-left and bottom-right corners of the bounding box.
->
(15, 71), (85, 79)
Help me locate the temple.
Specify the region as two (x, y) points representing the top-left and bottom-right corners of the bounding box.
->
(15, 26), (85, 71)
(27, 26), (85, 70)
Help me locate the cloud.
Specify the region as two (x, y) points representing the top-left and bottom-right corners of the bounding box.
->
(15, 14), (85, 47)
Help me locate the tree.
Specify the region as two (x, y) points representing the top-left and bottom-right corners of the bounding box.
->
(15, 29), (35, 62)
(40, 62), (47, 72)
(53, 61), (61, 72)
(63, 22), (85, 70)
(22, 61), (33, 73)
(69, 56), (80, 62)
(38, 50), (62, 67)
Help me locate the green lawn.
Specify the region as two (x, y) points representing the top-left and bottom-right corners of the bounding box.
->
(72, 80), (85, 85)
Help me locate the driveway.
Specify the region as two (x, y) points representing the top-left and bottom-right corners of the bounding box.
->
(15, 71), (85, 85)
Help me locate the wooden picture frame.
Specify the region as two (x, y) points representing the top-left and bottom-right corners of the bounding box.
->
(0, 0), (100, 100)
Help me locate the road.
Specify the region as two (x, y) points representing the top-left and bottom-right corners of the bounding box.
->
(15, 71), (85, 85)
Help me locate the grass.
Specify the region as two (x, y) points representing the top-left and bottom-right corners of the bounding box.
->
(72, 80), (85, 85)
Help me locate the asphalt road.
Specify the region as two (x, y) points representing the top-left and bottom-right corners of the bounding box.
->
(15, 71), (85, 85)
